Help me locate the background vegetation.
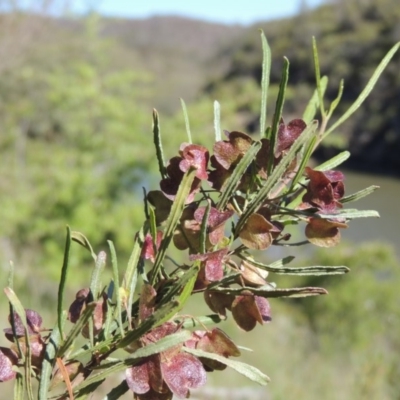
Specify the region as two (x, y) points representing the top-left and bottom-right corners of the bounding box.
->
(0, 0), (399, 398)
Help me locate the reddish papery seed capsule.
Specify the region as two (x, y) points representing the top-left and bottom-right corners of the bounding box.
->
(0, 347), (18, 382)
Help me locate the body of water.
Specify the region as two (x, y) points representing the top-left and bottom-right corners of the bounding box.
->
(341, 170), (399, 253)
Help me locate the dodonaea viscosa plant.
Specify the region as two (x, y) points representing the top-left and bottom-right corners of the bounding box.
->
(2, 33), (399, 400)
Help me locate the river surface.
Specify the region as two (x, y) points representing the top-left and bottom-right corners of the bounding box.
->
(341, 170), (399, 253)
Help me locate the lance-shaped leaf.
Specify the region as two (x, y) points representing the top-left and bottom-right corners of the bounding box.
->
(180, 314), (222, 329)
(341, 186), (380, 204)
(180, 98), (192, 144)
(3, 288), (34, 399)
(156, 263), (200, 320)
(90, 251), (107, 298)
(58, 303), (96, 358)
(312, 37), (326, 118)
(107, 240), (124, 338)
(268, 57), (289, 174)
(216, 141), (261, 210)
(117, 300), (181, 350)
(184, 347), (270, 386)
(153, 109), (167, 179)
(315, 151), (351, 172)
(38, 319), (63, 400)
(151, 167), (198, 284)
(303, 76), (328, 124)
(57, 226), (72, 338)
(259, 30), (271, 138)
(239, 254), (349, 276)
(214, 285), (328, 298)
(123, 223), (147, 317)
(317, 209), (380, 220)
(323, 41), (400, 139)
(104, 380), (130, 400)
(71, 231), (96, 260)
(214, 100), (222, 142)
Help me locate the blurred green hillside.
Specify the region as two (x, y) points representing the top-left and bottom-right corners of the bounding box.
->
(1, 0), (399, 273)
(204, 0), (400, 174)
(0, 1), (399, 398)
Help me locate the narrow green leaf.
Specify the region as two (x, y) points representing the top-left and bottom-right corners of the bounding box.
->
(157, 264), (200, 323)
(268, 256), (295, 268)
(5, 288), (27, 380)
(268, 56), (289, 174)
(319, 209), (380, 219)
(75, 380), (105, 399)
(207, 272), (242, 289)
(341, 185), (380, 204)
(38, 318), (63, 400)
(153, 109), (167, 179)
(107, 240), (124, 338)
(8, 260), (14, 288)
(143, 187), (150, 220)
(177, 265), (199, 305)
(90, 251), (107, 299)
(58, 226), (72, 338)
(324, 41), (400, 139)
(239, 255), (349, 275)
(71, 231), (96, 260)
(69, 336), (114, 360)
(4, 287), (29, 333)
(184, 347), (270, 385)
(217, 141), (261, 211)
(73, 371), (118, 397)
(303, 76), (328, 123)
(103, 380), (129, 400)
(259, 30), (271, 138)
(127, 266), (138, 327)
(180, 98), (192, 144)
(315, 151), (351, 171)
(99, 331), (192, 369)
(180, 314), (222, 329)
(312, 37), (326, 117)
(289, 135), (317, 190)
(149, 206), (158, 256)
(103, 281), (114, 339)
(4, 288), (33, 400)
(150, 168), (197, 284)
(123, 223), (147, 293)
(14, 373), (24, 400)
(236, 120), (318, 234)
(327, 78), (344, 118)
(8, 296), (23, 360)
(57, 303), (96, 358)
(117, 300), (180, 349)
(214, 285), (328, 298)
(132, 330), (191, 359)
(214, 100), (221, 142)
(200, 200), (211, 254)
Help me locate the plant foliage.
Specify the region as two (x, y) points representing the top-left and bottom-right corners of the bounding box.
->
(0, 32), (397, 400)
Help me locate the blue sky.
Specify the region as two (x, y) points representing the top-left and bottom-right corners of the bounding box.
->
(75, 0), (327, 25)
